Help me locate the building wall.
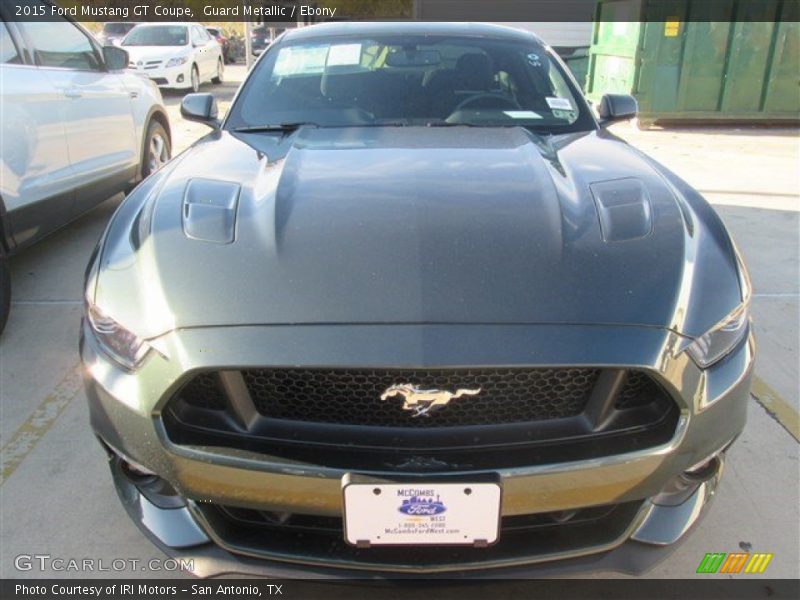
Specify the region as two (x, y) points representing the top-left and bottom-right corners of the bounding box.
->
(495, 22), (594, 49)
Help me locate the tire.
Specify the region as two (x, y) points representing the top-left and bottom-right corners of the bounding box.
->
(190, 65), (200, 93)
(212, 59), (224, 84)
(0, 247), (10, 336)
(141, 120), (171, 180)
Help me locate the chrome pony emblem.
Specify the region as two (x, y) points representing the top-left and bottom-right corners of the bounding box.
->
(380, 384), (481, 418)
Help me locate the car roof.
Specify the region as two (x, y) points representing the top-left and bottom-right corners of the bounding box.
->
(133, 22), (190, 29)
(283, 22), (543, 45)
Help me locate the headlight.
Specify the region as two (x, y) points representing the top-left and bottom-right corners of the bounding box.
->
(86, 302), (152, 370)
(686, 302), (750, 368)
(165, 56), (188, 68)
(686, 247), (752, 368)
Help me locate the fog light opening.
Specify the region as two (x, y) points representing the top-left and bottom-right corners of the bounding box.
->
(119, 457), (158, 481)
(653, 452), (725, 506)
(111, 455), (185, 509)
(98, 437), (156, 478)
(683, 454), (723, 485)
(177, 74), (184, 83)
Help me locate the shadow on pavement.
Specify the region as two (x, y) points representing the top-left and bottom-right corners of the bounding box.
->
(161, 76), (242, 108)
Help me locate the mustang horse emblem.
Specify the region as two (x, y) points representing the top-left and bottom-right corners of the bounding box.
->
(380, 384), (482, 417)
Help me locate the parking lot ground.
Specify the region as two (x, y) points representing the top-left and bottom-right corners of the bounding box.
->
(1, 65), (798, 580)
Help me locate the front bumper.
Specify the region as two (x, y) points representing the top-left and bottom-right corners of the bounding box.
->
(129, 63), (193, 90)
(81, 322), (753, 577)
(109, 453), (723, 578)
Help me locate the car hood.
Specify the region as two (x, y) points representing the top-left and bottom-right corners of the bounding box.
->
(123, 46), (187, 61)
(94, 127), (741, 339)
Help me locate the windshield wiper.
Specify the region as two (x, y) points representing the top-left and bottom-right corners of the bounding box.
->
(425, 121), (478, 127)
(322, 122), (409, 128)
(232, 122), (318, 133)
(358, 121), (408, 127)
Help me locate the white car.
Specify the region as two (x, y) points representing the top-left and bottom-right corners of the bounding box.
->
(0, 6), (171, 334)
(122, 23), (224, 93)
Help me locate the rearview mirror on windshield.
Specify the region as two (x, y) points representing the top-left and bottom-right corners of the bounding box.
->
(385, 49), (441, 67)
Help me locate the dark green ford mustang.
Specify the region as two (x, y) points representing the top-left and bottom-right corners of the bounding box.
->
(81, 22), (753, 577)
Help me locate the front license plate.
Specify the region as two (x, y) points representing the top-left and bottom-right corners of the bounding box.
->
(343, 482), (501, 546)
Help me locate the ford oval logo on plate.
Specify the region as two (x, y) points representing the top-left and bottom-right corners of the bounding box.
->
(398, 495), (447, 516)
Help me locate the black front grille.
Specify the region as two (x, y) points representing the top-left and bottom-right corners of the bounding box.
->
(181, 373), (227, 410)
(165, 367), (678, 469)
(213, 502), (621, 535)
(191, 500), (646, 573)
(241, 367), (600, 427)
(616, 370), (662, 410)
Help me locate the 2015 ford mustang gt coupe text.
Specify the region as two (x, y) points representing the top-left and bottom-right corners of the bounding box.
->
(80, 23), (754, 577)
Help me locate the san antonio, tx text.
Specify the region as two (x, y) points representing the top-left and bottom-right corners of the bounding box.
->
(15, 584), (281, 597)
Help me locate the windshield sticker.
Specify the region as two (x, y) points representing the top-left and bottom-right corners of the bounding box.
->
(504, 111), (543, 119)
(546, 97), (574, 111)
(526, 52), (542, 67)
(273, 45), (329, 77)
(327, 43), (362, 66)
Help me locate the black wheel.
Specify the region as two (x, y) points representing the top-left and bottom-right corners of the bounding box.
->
(141, 120), (171, 179)
(0, 247), (10, 336)
(212, 58), (224, 84)
(190, 65), (200, 93)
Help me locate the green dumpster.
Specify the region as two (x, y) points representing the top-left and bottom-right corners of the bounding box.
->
(585, 0), (800, 125)
(556, 46), (590, 92)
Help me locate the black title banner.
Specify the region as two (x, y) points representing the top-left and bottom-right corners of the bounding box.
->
(3, 579), (800, 600)
(4, 0), (799, 23)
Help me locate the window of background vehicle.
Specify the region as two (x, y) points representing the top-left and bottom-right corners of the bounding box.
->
(103, 23), (134, 36)
(191, 27), (210, 46)
(20, 17), (100, 71)
(123, 26), (188, 47)
(0, 23), (21, 65)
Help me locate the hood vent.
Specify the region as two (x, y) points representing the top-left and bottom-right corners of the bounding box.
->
(182, 179), (240, 244)
(590, 178), (653, 242)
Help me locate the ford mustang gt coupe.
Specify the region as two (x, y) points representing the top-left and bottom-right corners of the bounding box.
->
(81, 22), (754, 577)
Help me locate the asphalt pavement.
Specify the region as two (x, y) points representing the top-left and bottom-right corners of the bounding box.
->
(0, 65), (798, 580)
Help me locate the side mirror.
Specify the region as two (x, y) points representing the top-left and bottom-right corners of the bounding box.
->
(103, 46), (128, 71)
(181, 93), (220, 129)
(597, 94), (638, 126)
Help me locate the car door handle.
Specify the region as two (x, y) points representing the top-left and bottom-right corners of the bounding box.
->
(62, 88), (82, 99)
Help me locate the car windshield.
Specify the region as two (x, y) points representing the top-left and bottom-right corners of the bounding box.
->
(103, 23), (134, 35)
(227, 34), (594, 133)
(123, 26), (187, 47)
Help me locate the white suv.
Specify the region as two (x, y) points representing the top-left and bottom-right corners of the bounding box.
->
(0, 3), (171, 333)
(122, 23), (224, 93)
